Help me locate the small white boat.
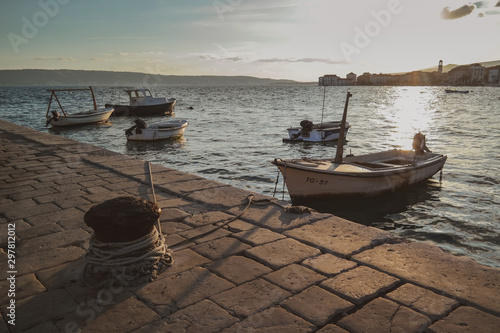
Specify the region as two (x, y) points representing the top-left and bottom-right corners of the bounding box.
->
(106, 88), (176, 117)
(125, 118), (188, 141)
(45, 87), (114, 127)
(284, 120), (351, 142)
(273, 92), (447, 204)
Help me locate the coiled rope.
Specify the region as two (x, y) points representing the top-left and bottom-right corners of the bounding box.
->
(83, 227), (173, 288)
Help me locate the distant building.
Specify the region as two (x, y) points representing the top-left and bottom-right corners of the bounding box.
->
(346, 72), (357, 85)
(469, 63), (485, 84)
(318, 73), (356, 86)
(356, 72), (372, 85)
(487, 67), (500, 85)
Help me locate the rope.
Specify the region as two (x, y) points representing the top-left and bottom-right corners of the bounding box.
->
(83, 228), (173, 288)
(170, 194), (256, 251)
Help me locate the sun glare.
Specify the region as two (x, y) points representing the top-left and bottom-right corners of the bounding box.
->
(382, 88), (436, 150)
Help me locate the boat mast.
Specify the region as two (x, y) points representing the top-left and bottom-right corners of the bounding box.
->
(333, 92), (352, 164)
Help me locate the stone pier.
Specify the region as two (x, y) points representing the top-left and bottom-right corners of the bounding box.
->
(0, 119), (499, 332)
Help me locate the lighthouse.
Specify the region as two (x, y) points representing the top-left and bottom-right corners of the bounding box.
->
(438, 60), (443, 74)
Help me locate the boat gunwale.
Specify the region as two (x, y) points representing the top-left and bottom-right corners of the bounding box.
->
(272, 153), (447, 178)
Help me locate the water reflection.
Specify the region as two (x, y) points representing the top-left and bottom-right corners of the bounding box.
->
(306, 179), (444, 228)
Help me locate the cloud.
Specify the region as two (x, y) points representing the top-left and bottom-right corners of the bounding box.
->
(441, 1), (500, 19)
(196, 53), (244, 62)
(257, 57), (348, 65)
(441, 4), (476, 19)
(33, 57), (76, 62)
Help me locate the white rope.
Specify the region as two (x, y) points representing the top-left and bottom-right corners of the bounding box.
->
(83, 227), (173, 288)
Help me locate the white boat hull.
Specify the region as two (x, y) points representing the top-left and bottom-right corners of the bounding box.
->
(126, 119), (188, 141)
(273, 150), (446, 203)
(284, 122), (350, 142)
(47, 108), (114, 127)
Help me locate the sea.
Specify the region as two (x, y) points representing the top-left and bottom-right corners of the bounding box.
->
(1, 85), (499, 268)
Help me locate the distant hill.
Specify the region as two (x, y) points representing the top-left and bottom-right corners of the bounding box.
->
(0, 69), (303, 86)
(392, 60), (500, 74)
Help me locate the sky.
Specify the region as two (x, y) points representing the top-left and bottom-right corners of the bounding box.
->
(0, 0), (499, 82)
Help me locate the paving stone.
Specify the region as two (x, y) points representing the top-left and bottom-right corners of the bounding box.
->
(232, 227), (286, 246)
(317, 324), (350, 333)
(264, 264), (325, 293)
(8, 187), (57, 201)
(155, 248), (211, 280)
(353, 242), (500, 315)
(159, 221), (192, 235)
(281, 285), (354, 326)
(185, 185), (266, 209)
(24, 207), (84, 227)
(222, 307), (316, 332)
(426, 306), (500, 333)
(16, 223), (64, 241)
(4, 203), (60, 220)
(37, 258), (86, 290)
(385, 283), (459, 320)
(285, 216), (395, 257)
(226, 219), (257, 232)
(0, 273), (46, 304)
(228, 202), (331, 232)
(134, 300), (238, 333)
(78, 297), (160, 333)
(337, 298), (431, 333)
(165, 179), (231, 198)
(245, 238), (321, 270)
(178, 224), (231, 245)
(302, 253), (357, 276)
(183, 210), (235, 227)
(192, 236), (251, 261)
(211, 278), (291, 318)
(15, 289), (79, 331)
(159, 207), (191, 222)
(208, 255), (272, 285)
(16, 246), (86, 276)
(136, 267), (234, 315)
(17, 228), (89, 257)
(320, 266), (400, 305)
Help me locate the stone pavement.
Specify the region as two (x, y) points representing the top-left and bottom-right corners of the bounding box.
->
(0, 119), (499, 333)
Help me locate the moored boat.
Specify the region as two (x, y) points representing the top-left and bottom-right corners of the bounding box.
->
(125, 118), (188, 141)
(45, 87), (114, 127)
(284, 120), (350, 142)
(272, 92), (447, 204)
(106, 88), (176, 116)
(445, 89), (469, 94)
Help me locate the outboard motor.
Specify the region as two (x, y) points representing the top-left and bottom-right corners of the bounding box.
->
(45, 110), (60, 126)
(125, 117), (147, 137)
(412, 132), (431, 154)
(299, 120), (314, 137)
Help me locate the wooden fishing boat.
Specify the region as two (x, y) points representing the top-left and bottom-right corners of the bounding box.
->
(272, 92), (447, 204)
(106, 88), (176, 116)
(45, 87), (114, 127)
(125, 118), (188, 141)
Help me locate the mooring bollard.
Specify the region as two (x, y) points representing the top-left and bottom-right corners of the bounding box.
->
(82, 196), (173, 288)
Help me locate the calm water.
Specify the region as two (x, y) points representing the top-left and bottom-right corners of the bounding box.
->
(1, 85), (499, 268)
